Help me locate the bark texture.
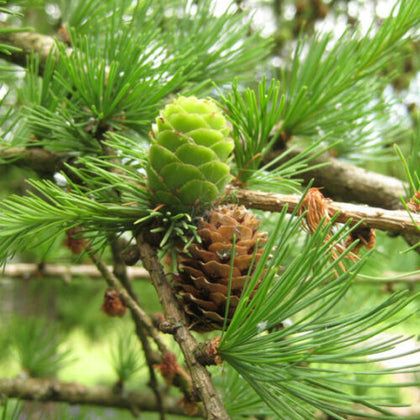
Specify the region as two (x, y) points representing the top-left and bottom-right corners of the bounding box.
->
(0, 263), (149, 281)
(0, 25), (58, 72)
(264, 148), (407, 210)
(231, 188), (420, 236)
(0, 377), (189, 416)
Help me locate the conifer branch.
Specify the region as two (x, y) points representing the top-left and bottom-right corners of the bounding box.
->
(88, 253), (168, 356)
(0, 147), (63, 174)
(3, 263), (419, 285)
(0, 143), (409, 211)
(231, 188), (420, 236)
(0, 262), (149, 281)
(0, 377), (190, 416)
(136, 232), (229, 420)
(264, 148), (407, 210)
(107, 238), (166, 420)
(0, 25), (60, 71)
(109, 237), (133, 288)
(0, 144), (417, 237)
(1, 2), (417, 419)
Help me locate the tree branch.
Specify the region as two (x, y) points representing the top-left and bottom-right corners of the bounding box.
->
(0, 262), (149, 282)
(88, 253), (169, 356)
(0, 25), (411, 213)
(264, 148), (407, 210)
(1, 145), (412, 213)
(268, 148), (419, 253)
(0, 377), (191, 416)
(88, 252), (198, 415)
(108, 237), (166, 420)
(0, 147), (63, 174)
(0, 25), (59, 72)
(231, 188), (420, 237)
(136, 232), (229, 420)
(0, 146), (418, 238)
(129, 310), (166, 420)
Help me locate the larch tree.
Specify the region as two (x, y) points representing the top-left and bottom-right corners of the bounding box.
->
(0, 0), (419, 419)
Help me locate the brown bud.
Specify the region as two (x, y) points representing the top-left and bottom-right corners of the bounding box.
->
(155, 352), (192, 394)
(194, 337), (222, 366)
(156, 352), (179, 385)
(181, 397), (199, 416)
(101, 288), (126, 317)
(63, 227), (89, 255)
(407, 192), (420, 213)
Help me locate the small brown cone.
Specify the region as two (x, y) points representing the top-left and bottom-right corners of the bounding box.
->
(173, 205), (267, 332)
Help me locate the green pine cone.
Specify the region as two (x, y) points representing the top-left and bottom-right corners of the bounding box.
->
(147, 96), (234, 214)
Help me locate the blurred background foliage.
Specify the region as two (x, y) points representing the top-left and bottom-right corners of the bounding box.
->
(0, 0), (418, 419)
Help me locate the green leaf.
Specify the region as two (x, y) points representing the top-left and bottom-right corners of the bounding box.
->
(0, 399), (23, 420)
(0, 134), (152, 263)
(161, 1), (271, 85)
(220, 76), (286, 184)
(10, 316), (72, 378)
(109, 330), (144, 383)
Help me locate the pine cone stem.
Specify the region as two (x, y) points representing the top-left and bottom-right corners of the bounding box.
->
(136, 232), (229, 420)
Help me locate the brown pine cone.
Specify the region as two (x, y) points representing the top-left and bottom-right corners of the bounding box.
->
(173, 205), (267, 332)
